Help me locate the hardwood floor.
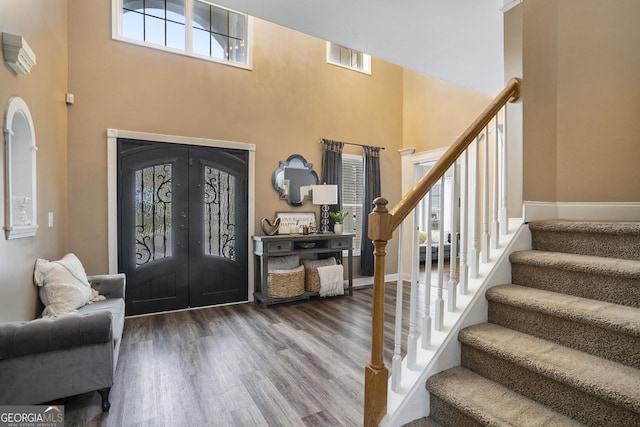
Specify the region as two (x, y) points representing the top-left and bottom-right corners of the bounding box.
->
(59, 262), (454, 426)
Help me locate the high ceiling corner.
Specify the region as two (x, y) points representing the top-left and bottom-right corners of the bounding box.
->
(212, 0), (505, 96)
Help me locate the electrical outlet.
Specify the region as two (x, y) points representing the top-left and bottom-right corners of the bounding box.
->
(48, 212), (54, 228)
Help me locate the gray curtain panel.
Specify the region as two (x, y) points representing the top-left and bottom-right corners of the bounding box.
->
(360, 146), (381, 276)
(321, 139), (344, 227)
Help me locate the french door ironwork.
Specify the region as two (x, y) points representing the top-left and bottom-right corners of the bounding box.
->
(118, 139), (248, 315)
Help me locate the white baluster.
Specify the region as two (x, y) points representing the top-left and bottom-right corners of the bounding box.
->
(422, 191), (433, 349)
(459, 150), (469, 295)
(414, 201), (424, 333)
(447, 162), (458, 312)
(491, 116), (500, 250)
(470, 137), (480, 279)
(482, 125), (490, 263)
(391, 223), (404, 392)
(407, 219), (420, 370)
(500, 107), (509, 236)
(435, 176), (446, 331)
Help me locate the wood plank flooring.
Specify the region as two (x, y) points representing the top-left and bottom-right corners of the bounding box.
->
(59, 263), (453, 426)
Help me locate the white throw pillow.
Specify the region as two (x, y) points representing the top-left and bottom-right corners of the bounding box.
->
(34, 253), (92, 318)
(268, 255), (300, 272)
(302, 257), (337, 269)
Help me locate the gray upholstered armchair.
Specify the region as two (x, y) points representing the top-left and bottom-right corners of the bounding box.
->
(0, 274), (125, 411)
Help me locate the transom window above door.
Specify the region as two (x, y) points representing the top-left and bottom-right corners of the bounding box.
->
(113, 0), (252, 69)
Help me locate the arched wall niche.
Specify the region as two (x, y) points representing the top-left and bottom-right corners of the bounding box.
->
(4, 97), (38, 239)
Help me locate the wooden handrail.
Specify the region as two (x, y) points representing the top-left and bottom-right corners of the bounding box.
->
(364, 77), (521, 427)
(390, 78), (521, 229)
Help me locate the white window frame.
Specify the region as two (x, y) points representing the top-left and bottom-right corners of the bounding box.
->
(342, 154), (364, 256)
(326, 42), (371, 75)
(112, 0), (253, 70)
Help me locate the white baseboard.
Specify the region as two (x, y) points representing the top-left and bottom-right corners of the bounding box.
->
(523, 201), (640, 222)
(352, 273), (398, 288)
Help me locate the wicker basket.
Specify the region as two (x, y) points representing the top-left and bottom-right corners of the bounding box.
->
(267, 265), (305, 298)
(305, 268), (321, 293)
(303, 257), (337, 292)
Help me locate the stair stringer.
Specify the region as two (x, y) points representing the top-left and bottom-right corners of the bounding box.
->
(382, 221), (532, 427)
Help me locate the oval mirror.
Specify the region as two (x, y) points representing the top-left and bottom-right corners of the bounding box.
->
(272, 154), (319, 206)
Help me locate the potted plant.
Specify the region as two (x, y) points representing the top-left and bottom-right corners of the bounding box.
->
(329, 210), (349, 234)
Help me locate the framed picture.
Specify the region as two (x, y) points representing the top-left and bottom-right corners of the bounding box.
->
(276, 211), (316, 234)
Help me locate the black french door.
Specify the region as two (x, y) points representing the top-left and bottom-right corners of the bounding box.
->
(118, 139), (248, 315)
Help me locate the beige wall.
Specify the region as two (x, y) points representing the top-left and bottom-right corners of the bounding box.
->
(523, 0), (640, 202)
(0, 1), (524, 321)
(67, 2), (404, 276)
(2, 0), (637, 321)
(402, 69), (490, 152)
(0, 1), (69, 321)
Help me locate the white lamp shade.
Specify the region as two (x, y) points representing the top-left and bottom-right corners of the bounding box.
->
(312, 185), (338, 205)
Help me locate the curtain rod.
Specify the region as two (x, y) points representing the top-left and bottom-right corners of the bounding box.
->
(320, 138), (386, 150)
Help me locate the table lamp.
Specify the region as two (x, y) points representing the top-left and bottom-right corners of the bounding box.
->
(312, 184), (338, 233)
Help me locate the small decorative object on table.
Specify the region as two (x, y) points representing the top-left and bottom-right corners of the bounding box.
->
(329, 210), (348, 234)
(260, 217), (281, 236)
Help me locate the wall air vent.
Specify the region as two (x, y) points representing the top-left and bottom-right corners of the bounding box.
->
(2, 33), (36, 75)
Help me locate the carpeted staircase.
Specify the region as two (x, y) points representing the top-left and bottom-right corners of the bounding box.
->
(407, 220), (640, 426)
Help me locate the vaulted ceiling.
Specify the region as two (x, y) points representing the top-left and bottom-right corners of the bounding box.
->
(212, 0), (505, 95)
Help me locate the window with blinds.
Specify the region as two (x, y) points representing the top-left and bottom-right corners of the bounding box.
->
(342, 154), (363, 254)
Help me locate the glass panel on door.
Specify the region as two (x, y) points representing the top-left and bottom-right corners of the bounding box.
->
(134, 164), (173, 266)
(203, 165), (236, 260)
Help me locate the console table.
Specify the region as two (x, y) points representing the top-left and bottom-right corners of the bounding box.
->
(253, 233), (354, 307)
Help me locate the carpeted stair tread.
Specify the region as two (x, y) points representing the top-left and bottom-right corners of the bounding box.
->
(486, 284), (640, 336)
(529, 220), (640, 235)
(402, 417), (442, 427)
(487, 284), (640, 368)
(528, 220), (640, 261)
(509, 250), (640, 278)
(415, 220), (640, 426)
(509, 250), (640, 307)
(458, 323), (640, 414)
(426, 366), (582, 426)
